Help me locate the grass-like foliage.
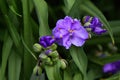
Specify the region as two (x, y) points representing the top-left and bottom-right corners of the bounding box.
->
(0, 0), (120, 80)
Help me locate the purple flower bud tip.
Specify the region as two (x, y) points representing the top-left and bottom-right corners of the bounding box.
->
(45, 50), (52, 55)
(83, 16), (91, 23)
(83, 16), (107, 35)
(39, 36), (55, 48)
(103, 60), (120, 74)
(52, 16), (89, 49)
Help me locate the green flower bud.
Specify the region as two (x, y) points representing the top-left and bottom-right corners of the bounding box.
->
(60, 59), (67, 69)
(33, 66), (42, 76)
(86, 28), (92, 32)
(88, 33), (92, 38)
(46, 43), (57, 51)
(52, 57), (59, 62)
(88, 17), (93, 22)
(44, 57), (53, 65)
(84, 22), (91, 27)
(45, 57), (51, 63)
(33, 43), (42, 52)
(48, 50), (59, 58)
(39, 53), (48, 61)
(50, 44), (57, 50)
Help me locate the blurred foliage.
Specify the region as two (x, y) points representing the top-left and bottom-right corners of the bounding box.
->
(0, 0), (120, 80)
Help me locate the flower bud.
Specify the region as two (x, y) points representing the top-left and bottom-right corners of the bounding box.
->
(44, 57), (53, 65)
(84, 22), (91, 27)
(52, 57), (59, 62)
(83, 16), (92, 23)
(60, 59), (67, 69)
(33, 65), (42, 76)
(45, 50), (52, 55)
(88, 33), (92, 38)
(48, 50), (59, 58)
(39, 53), (48, 61)
(48, 43), (57, 51)
(33, 43), (42, 52)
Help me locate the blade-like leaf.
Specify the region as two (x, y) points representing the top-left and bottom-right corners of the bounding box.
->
(8, 50), (22, 80)
(64, 70), (72, 80)
(87, 70), (96, 80)
(33, 0), (50, 36)
(0, 33), (13, 80)
(70, 46), (88, 80)
(63, 0), (75, 14)
(73, 72), (82, 80)
(54, 60), (62, 80)
(45, 61), (62, 80)
(22, 0), (35, 79)
(4, 15), (22, 56)
(30, 73), (45, 80)
(88, 54), (120, 66)
(45, 65), (55, 80)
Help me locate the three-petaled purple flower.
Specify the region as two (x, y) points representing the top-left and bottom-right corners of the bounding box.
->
(52, 16), (89, 49)
(83, 16), (107, 35)
(103, 60), (120, 74)
(39, 36), (55, 48)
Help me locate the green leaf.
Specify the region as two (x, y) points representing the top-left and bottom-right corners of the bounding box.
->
(8, 50), (22, 80)
(109, 21), (120, 35)
(88, 54), (120, 66)
(21, 36), (37, 60)
(30, 73), (45, 80)
(0, 33), (13, 80)
(9, 5), (22, 17)
(33, 0), (50, 36)
(68, 0), (83, 18)
(87, 70), (95, 80)
(0, 29), (5, 41)
(109, 21), (120, 27)
(45, 65), (55, 80)
(45, 61), (62, 80)
(100, 55), (120, 64)
(64, 70), (72, 80)
(22, 0), (35, 79)
(73, 72), (82, 80)
(4, 15), (22, 56)
(0, 0), (7, 14)
(54, 60), (62, 80)
(63, 0), (75, 14)
(80, 1), (114, 44)
(70, 46), (88, 80)
(106, 72), (120, 80)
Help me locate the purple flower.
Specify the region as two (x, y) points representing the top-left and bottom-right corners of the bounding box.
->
(83, 16), (107, 35)
(103, 60), (120, 74)
(52, 16), (88, 49)
(39, 36), (55, 48)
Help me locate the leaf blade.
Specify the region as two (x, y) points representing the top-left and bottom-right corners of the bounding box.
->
(8, 50), (22, 80)
(0, 33), (13, 80)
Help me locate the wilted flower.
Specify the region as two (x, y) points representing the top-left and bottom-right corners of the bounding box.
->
(83, 16), (107, 35)
(52, 16), (88, 49)
(39, 36), (55, 48)
(103, 60), (120, 74)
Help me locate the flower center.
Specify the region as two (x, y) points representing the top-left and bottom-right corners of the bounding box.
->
(68, 29), (74, 33)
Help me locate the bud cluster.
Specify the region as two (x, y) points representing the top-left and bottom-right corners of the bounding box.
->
(33, 40), (67, 76)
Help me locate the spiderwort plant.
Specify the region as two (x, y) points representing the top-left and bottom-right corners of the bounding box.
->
(33, 16), (107, 78)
